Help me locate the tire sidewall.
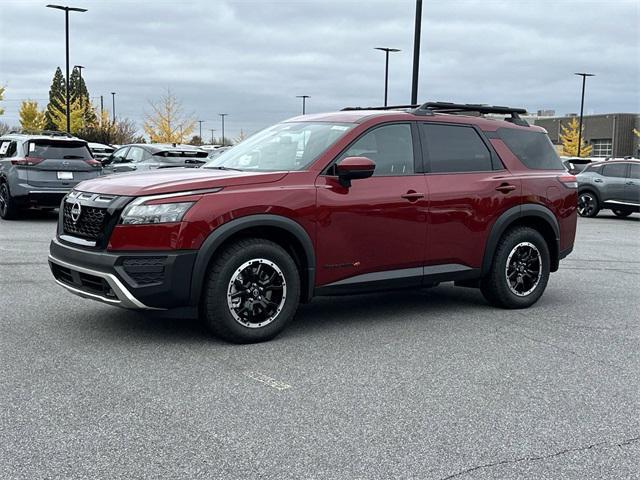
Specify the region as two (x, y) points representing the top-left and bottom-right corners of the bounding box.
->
(491, 228), (551, 308)
(578, 191), (599, 217)
(204, 241), (300, 343)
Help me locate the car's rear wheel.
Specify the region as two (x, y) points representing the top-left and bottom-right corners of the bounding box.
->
(481, 227), (550, 309)
(577, 191), (599, 217)
(612, 209), (632, 218)
(201, 238), (300, 343)
(0, 183), (20, 220)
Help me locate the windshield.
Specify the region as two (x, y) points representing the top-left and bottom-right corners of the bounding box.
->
(204, 122), (354, 171)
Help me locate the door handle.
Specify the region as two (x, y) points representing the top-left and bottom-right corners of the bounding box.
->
(401, 191), (425, 201)
(626, 181), (635, 185)
(495, 183), (516, 193)
(594, 178), (603, 183)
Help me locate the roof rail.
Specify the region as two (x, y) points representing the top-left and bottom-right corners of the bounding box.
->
(341, 104), (420, 111)
(7, 129), (74, 137)
(414, 102), (529, 126)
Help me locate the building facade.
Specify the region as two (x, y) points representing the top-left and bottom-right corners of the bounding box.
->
(534, 113), (640, 158)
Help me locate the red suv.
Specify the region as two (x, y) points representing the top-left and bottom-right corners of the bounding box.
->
(49, 102), (577, 343)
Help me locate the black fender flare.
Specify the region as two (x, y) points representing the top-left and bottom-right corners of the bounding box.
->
(190, 214), (316, 304)
(482, 204), (560, 275)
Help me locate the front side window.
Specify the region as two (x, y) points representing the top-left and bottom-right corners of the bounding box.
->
(421, 124), (492, 173)
(603, 163), (628, 178)
(339, 123), (414, 176)
(205, 122), (354, 172)
(126, 147), (145, 162)
(111, 147), (129, 163)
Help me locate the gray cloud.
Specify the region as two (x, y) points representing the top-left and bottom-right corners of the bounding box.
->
(1, 0), (638, 139)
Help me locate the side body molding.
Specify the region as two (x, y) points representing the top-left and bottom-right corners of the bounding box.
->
(190, 214), (316, 304)
(482, 204), (560, 275)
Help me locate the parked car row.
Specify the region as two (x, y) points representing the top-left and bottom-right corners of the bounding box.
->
(0, 131), (214, 219)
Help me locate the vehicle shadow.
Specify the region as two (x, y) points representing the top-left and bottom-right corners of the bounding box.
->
(81, 285), (490, 345)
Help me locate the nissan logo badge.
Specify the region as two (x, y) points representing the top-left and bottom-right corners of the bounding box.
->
(70, 201), (82, 223)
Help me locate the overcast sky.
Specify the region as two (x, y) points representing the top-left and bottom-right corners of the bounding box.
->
(1, 0), (638, 139)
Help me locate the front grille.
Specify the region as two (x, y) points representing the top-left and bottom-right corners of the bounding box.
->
(63, 202), (107, 240)
(122, 256), (166, 285)
(51, 263), (116, 299)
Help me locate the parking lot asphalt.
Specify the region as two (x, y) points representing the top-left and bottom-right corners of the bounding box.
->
(1, 210), (638, 479)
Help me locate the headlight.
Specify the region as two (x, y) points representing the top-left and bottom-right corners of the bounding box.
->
(121, 201), (194, 225)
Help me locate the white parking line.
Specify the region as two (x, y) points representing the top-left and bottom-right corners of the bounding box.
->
(244, 371), (291, 391)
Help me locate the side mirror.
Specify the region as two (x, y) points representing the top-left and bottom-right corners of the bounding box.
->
(335, 156), (375, 187)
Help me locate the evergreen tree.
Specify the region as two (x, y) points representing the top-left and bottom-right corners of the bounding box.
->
(69, 67), (96, 127)
(559, 117), (592, 157)
(45, 67), (66, 130)
(19, 100), (46, 133)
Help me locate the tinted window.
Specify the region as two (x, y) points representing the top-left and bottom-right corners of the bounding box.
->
(421, 124), (492, 173)
(602, 163), (628, 178)
(629, 163), (640, 180)
(497, 128), (564, 170)
(340, 124), (414, 176)
(27, 140), (91, 160)
(0, 140), (17, 158)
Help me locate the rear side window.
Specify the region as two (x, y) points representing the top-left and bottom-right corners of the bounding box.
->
(629, 163), (640, 180)
(602, 163), (628, 178)
(0, 140), (17, 158)
(27, 140), (91, 160)
(497, 128), (564, 170)
(420, 124), (492, 173)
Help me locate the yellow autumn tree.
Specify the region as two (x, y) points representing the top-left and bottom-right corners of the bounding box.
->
(19, 100), (46, 133)
(50, 97), (97, 134)
(559, 117), (592, 157)
(143, 89), (195, 143)
(0, 85), (5, 115)
(633, 128), (639, 138)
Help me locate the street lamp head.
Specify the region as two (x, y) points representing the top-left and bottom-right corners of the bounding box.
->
(74, 64), (84, 69)
(111, 92), (116, 95)
(375, 47), (401, 53)
(574, 72), (595, 77)
(46, 4), (87, 12)
(296, 95), (310, 99)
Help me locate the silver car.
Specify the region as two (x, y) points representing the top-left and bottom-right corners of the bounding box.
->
(576, 159), (640, 217)
(0, 132), (103, 219)
(101, 143), (209, 174)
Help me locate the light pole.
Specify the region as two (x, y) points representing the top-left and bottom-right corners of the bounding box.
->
(111, 92), (116, 123)
(74, 64), (85, 107)
(411, 0), (423, 105)
(296, 95), (310, 114)
(198, 120), (204, 144)
(46, 4), (87, 133)
(574, 72), (595, 157)
(374, 47), (400, 106)
(219, 114), (228, 146)
(210, 129), (216, 144)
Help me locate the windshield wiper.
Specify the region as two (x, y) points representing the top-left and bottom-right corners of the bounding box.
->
(63, 155), (85, 159)
(207, 166), (244, 171)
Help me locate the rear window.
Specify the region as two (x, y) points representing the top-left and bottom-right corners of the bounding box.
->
(27, 140), (91, 160)
(497, 128), (564, 170)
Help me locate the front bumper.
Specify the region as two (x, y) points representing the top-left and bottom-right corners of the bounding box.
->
(49, 238), (197, 310)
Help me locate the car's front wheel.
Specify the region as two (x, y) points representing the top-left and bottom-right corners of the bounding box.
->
(577, 191), (599, 217)
(0, 183), (20, 220)
(201, 238), (300, 343)
(612, 209), (632, 218)
(481, 227), (550, 309)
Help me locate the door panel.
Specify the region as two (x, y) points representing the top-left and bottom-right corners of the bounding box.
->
(601, 163), (628, 202)
(315, 175), (428, 286)
(425, 173), (521, 268)
(624, 163), (640, 204)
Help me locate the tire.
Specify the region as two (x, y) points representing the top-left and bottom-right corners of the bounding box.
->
(577, 191), (599, 217)
(0, 182), (20, 220)
(480, 226), (551, 309)
(201, 238), (301, 343)
(612, 209), (632, 218)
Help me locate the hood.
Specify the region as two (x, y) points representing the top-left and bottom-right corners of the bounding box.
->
(74, 168), (288, 196)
